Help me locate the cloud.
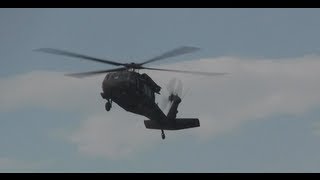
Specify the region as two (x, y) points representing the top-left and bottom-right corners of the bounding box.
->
(68, 111), (158, 159)
(1, 55), (320, 158)
(0, 70), (102, 113)
(151, 55), (320, 139)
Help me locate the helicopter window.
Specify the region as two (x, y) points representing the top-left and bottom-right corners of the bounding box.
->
(105, 74), (111, 80)
(108, 73), (115, 79)
(114, 73), (127, 80)
(110, 73), (120, 80)
(144, 84), (152, 98)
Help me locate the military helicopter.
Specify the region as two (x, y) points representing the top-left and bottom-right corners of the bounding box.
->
(35, 46), (227, 139)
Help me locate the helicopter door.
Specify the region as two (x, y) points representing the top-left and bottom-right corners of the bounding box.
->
(136, 78), (140, 91)
(143, 84), (153, 99)
(135, 78), (144, 96)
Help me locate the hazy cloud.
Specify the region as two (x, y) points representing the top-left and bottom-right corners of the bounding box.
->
(0, 71), (102, 113)
(68, 111), (158, 159)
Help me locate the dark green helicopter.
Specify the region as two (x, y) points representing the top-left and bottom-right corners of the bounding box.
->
(35, 46), (227, 139)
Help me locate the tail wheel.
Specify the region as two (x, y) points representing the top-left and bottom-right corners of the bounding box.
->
(161, 129), (166, 140)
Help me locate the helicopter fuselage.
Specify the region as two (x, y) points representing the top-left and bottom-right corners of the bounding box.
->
(101, 71), (167, 122)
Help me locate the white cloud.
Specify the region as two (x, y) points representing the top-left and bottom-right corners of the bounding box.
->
(0, 70), (102, 113)
(151, 55), (320, 139)
(1, 55), (320, 158)
(68, 111), (158, 159)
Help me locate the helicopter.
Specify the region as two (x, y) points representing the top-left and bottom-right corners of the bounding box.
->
(35, 46), (227, 139)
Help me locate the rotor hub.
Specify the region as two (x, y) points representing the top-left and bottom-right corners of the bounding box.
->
(124, 63), (142, 70)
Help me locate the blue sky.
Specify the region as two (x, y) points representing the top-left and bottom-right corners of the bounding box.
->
(1, 8), (320, 172)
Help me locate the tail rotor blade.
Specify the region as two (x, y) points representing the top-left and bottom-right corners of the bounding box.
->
(176, 79), (183, 96)
(182, 86), (190, 100)
(166, 78), (177, 94)
(160, 95), (170, 111)
(160, 78), (177, 111)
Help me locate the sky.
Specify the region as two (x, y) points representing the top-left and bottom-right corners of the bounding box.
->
(1, 8), (320, 172)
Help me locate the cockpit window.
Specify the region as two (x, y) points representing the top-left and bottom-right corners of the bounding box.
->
(113, 74), (119, 79)
(105, 74), (110, 80)
(109, 72), (130, 80)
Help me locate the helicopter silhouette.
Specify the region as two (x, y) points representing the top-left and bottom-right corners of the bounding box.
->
(35, 46), (227, 139)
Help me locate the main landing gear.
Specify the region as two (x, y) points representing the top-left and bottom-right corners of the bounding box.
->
(161, 129), (165, 140)
(101, 93), (112, 112)
(105, 100), (112, 111)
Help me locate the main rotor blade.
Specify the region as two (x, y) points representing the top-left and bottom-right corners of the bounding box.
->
(140, 46), (200, 65)
(65, 67), (126, 78)
(34, 48), (125, 66)
(142, 67), (229, 76)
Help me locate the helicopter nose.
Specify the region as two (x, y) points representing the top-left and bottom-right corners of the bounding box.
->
(102, 79), (114, 91)
(102, 78), (127, 94)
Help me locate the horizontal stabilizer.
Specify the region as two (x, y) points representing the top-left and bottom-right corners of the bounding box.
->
(144, 118), (200, 130)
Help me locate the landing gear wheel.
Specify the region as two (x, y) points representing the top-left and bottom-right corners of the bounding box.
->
(161, 130), (165, 140)
(105, 101), (111, 111)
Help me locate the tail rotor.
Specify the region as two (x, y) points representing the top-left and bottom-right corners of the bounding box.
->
(160, 78), (184, 111)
